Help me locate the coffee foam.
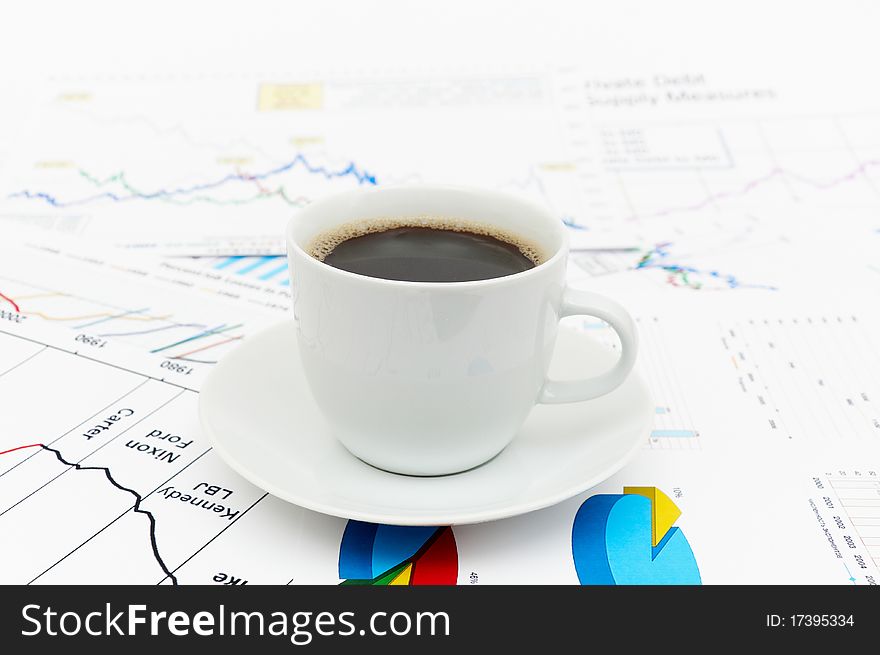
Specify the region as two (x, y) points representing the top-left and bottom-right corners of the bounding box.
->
(307, 216), (547, 265)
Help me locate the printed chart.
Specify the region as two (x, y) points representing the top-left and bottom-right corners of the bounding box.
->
(0, 323), (230, 584)
(571, 486), (701, 585)
(0, 276), (246, 364)
(579, 316), (700, 449)
(720, 315), (880, 442)
(0, 316), (466, 585)
(0, 237), (288, 364)
(193, 255), (290, 287)
(557, 68), (880, 294)
(338, 522), (458, 586)
(0, 310), (877, 585)
(572, 237), (781, 292)
(808, 470), (880, 585)
(1, 74), (591, 254)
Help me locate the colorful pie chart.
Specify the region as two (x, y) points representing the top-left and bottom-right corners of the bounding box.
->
(338, 521), (458, 585)
(572, 486), (701, 585)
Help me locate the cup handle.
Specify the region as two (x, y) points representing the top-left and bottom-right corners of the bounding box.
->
(538, 287), (639, 404)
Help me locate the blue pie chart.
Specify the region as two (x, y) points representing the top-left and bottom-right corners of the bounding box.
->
(572, 487), (701, 585)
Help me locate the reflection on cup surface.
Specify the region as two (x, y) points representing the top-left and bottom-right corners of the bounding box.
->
(286, 185), (637, 476)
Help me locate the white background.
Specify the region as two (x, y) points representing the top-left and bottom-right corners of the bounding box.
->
(2, 0), (879, 83)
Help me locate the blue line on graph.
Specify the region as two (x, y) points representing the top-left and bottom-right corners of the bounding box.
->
(843, 563), (857, 585)
(72, 307), (150, 329)
(149, 323), (243, 355)
(235, 256), (276, 275)
(654, 407), (669, 415)
(8, 153), (377, 208)
(149, 324), (229, 354)
(98, 322), (207, 338)
(259, 259), (289, 281)
(651, 429), (697, 438)
(636, 242), (778, 291)
(562, 216), (588, 230)
(281, 278), (290, 286)
(214, 256), (244, 270)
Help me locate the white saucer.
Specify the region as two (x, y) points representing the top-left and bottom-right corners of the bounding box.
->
(199, 321), (652, 525)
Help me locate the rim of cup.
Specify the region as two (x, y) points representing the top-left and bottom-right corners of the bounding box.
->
(285, 184), (570, 289)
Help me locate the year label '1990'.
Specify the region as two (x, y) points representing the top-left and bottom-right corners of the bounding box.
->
(160, 360), (194, 376)
(75, 333), (107, 349)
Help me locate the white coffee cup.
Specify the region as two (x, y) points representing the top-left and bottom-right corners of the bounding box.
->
(286, 185), (638, 476)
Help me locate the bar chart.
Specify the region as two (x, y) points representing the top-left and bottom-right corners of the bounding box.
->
(196, 255), (290, 286)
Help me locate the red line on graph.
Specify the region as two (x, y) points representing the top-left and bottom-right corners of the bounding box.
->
(0, 443), (44, 457)
(0, 291), (21, 312)
(172, 334), (243, 359)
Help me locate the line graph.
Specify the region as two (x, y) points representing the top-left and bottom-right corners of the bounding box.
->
(0, 286), (198, 336)
(83, 167), (315, 209)
(148, 323), (243, 355)
(622, 159), (880, 223)
(171, 335), (243, 361)
(74, 307), (151, 329)
(572, 237), (781, 292)
(0, 288), (172, 323)
(0, 291), (20, 312)
(0, 323), (284, 585)
(0, 283), (242, 361)
(635, 242), (778, 291)
(0, 443), (44, 457)
(8, 152), (377, 209)
(557, 68), (880, 266)
(0, 240), (286, 366)
(98, 323), (208, 338)
(0, 442), (177, 584)
(31, 128), (880, 230)
(0, 73), (593, 253)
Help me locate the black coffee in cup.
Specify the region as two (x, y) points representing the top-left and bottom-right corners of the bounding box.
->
(309, 220), (543, 283)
